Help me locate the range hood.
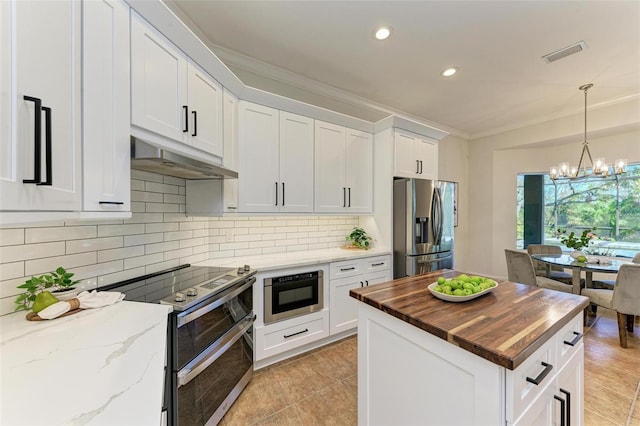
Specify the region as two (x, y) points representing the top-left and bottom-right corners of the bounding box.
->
(130, 138), (238, 179)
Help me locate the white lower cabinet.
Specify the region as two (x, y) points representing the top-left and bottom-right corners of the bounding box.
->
(329, 255), (391, 335)
(358, 305), (584, 426)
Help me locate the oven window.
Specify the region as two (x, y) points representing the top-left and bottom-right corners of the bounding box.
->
(272, 278), (318, 315)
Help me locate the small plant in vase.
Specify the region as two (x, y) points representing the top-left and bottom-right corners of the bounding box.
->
(345, 227), (373, 250)
(557, 228), (597, 258)
(15, 267), (80, 312)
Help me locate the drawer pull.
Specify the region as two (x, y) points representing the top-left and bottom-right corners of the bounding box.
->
(99, 201), (124, 205)
(284, 328), (308, 339)
(340, 267), (356, 272)
(554, 394), (566, 426)
(526, 361), (553, 385)
(560, 388), (571, 426)
(371, 262), (385, 267)
(563, 331), (582, 347)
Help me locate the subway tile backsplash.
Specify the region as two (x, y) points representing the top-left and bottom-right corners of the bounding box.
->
(0, 170), (358, 316)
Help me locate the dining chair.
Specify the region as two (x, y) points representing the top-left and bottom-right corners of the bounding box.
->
(526, 244), (574, 285)
(504, 249), (574, 293)
(592, 252), (640, 289)
(581, 263), (640, 348)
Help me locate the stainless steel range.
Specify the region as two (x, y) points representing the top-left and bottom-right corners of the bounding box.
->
(102, 264), (256, 425)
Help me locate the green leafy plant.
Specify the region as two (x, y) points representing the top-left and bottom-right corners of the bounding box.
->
(557, 227), (597, 251)
(14, 267), (80, 312)
(345, 227), (373, 250)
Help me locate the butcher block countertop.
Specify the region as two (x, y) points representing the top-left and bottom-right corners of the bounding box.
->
(349, 269), (590, 370)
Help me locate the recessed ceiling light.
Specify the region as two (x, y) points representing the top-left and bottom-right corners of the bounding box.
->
(441, 67), (458, 77)
(374, 26), (392, 40)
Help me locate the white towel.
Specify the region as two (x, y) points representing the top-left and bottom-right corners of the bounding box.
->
(37, 290), (125, 320)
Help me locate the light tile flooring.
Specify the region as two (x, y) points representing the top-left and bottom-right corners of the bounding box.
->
(222, 308), (640, 425)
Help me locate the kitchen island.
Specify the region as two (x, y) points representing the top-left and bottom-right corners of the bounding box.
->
(350, 269), (590, 425)
(0, 301), (171, 425)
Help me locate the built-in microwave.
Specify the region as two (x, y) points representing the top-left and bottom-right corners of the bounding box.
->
(264, 270), (323, 324)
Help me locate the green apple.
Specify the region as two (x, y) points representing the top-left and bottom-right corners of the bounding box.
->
(32, 291), (59, 313)
(437, 276), (446, 285)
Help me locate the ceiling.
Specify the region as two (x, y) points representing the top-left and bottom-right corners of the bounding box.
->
(166, 1), (640, 139)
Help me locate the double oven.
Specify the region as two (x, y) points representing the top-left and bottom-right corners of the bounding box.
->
(103, 264), (256, 425)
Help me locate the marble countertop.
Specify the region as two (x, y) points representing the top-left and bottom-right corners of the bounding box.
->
(350, 269), (590, 370)
(0, 301), (172, 425)
(195, 246), (391, 271)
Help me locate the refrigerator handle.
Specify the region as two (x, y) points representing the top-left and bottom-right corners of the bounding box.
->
(432, 187), (444, 245)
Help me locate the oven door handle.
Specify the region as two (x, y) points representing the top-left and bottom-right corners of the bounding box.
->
(177, 313), (254, 387)
(176, 276), (256, 328)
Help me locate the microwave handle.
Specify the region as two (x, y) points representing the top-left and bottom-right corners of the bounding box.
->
(177, 313), (254, 387)
(176, 277), (256, 328)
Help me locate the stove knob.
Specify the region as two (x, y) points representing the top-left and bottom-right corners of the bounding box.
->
(243, 264), (250, 272)
(186, 288), (198, 297)
(174, 293), (186, 302)
(237, 267), (245, 275)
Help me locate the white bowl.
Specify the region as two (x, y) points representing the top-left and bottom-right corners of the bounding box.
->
(427, 280), (498, 303)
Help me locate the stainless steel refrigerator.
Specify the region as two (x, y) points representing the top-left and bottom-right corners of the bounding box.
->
(393, 178), (455, 278)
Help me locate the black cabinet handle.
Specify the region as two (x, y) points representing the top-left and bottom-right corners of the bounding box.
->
(99, 201), (124, 205)
(23, 96), (42, 184)
(554, 395), (566, 426)
(37, 106), (52, 186)
(340, 267), (355, 272)
(526, 361), (553, 385)
(275, 182), (278, 206)
(365, 280), (369, 286)
(191, 110), (197, 137)
(563, 331), (582, 347)
(416, 159), (420, 174)
(284, 328), (308, 339)
(560, 388), (571, 426)
(360, 281), (364, 287)
(348, 187), (351, 207)
(371, 262), (385, 267)
(282, 182), (285, 206)
(182, 105), (188, 133)
(419, 160), (423, 174)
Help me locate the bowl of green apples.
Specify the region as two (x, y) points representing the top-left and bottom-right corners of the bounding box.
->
(428, 274), (498, 302)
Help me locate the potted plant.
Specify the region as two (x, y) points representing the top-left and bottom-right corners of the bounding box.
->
(14, 267), (80, 312)
(345, 227), (373, 250)
(557, 227), (597, 258)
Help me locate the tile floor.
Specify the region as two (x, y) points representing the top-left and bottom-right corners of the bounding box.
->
(222, 308), (639, 425)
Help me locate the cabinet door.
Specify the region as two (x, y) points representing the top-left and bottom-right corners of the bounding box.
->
(83, 0), (130, 212)
(555, 346), (583, 426)
(330, 275), (363, 335)
(238, 102), (279, 212)
(0, 0), (82, 211)
(131, 12), (188, 143)
(394, 130), (419, 178)
(416, 137), (438, 180)
(222, 89), (238, 213)
(187, 62), (223, 157)
(345, 128), (373, 213)
(279, 112), (314, 212)
(314, 120), (346, 213)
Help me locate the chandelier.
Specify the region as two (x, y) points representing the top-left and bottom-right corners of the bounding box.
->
(549, 84), (626, 180)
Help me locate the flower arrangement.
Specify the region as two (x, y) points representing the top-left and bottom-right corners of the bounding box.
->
(557, 227), (597, 251)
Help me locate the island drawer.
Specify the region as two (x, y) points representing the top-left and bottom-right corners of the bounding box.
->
(556, 312), (584, 370)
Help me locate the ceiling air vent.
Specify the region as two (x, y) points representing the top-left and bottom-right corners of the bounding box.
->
(542, 41), (588, 63)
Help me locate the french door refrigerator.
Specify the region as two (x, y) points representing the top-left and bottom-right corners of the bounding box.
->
(393, 178), (455, 278)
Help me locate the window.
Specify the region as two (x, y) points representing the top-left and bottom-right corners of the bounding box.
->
(517, 163), (640, 258)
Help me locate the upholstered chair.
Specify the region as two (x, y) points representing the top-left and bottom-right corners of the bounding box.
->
(592, 252), (640, 289)
(504, 249), (574, 293)
(581, 263), (640, 348)
(526, 244), (574, 285)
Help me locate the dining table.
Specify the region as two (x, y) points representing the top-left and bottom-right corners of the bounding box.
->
(530, 253), (631, 294)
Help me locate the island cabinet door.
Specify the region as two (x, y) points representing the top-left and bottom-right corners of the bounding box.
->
(357, 304), (504, 426)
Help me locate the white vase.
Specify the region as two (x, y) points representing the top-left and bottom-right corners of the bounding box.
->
(51, 288), (78, 301)
(569, 251), (584, 259)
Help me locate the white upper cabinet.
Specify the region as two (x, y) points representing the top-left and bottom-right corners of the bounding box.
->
(315, 121), (373, 213)
(394, 128), (438, 180)
(82, 0), (130, 213)
(238, 101), (314, 213)
(0, 0), (82, 211)
(131, 12), (223, 158)
(222, 89), (239, 212)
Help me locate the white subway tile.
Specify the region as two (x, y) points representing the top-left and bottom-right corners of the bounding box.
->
(268, 233), (287, 241)
(130, 179), (145, 191)
(270, 220), (288, 227)
(25, 226), (96, 243)
(66, 236), (122, 254)
(163, 194), (186, 204)
(209, 236), (226, 243)
(208, 250), (235, 259)
(178, 187), (186, 196)
(287, 244), (309, 252)
(145, 241), (180, 255)
(131, 169), (164, 182)
(288, 219), (309, 226)
(221, 216), (245, 221)
(97, 267), (146, 288)
(244, 221), (263, 228)
(276, 226), (298, 233)
(124, 253), (164, 269)
(192, 229), (208, 239)
(0, 242), (65, 263)
(219, 242), (248, 251)
(163, 213), (191, 223)
(163, 175), (186, 186)
(25, 252), (97, 276)
(126, 213), (164, 224)
(179, 221), (207, 231)
(131, 202), (146, 212)
(98, 224), (145, 237)
(287, 232), (309, 239)
(98, 246), (145, 263)
(261, 246), (287, 255)
(131, 190), (163, 203)
(146, 203), (180, 213)
(13, 220), (66, 229)
(0, 229), (24, 246)
(0, 262), (24, 281)
(146, 260), (180, 275)
(0, 296), (19, 317)
(164, 230), (193, 242)
(207, 243), (220, 252)
(145, 181), (179, 194)
(275, 239), (298, 247)
(164, 247), (192, 261)
(145, 222), (179, 233)
(235, 234), (259, 242)
(234, 248), (262, 257)
(298, 226), (319, 232)
(232, 227), (248, 235)
(309, 242), (330, 250)
(249, 240), (274, 249)
(192, 245), (208, 255)
(181, 253), (208, 264)
(250, 227), (275, 235)
(124, 233), (163, 246)
(71, 260), (123, 281)
(0, 276), (27, 298)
